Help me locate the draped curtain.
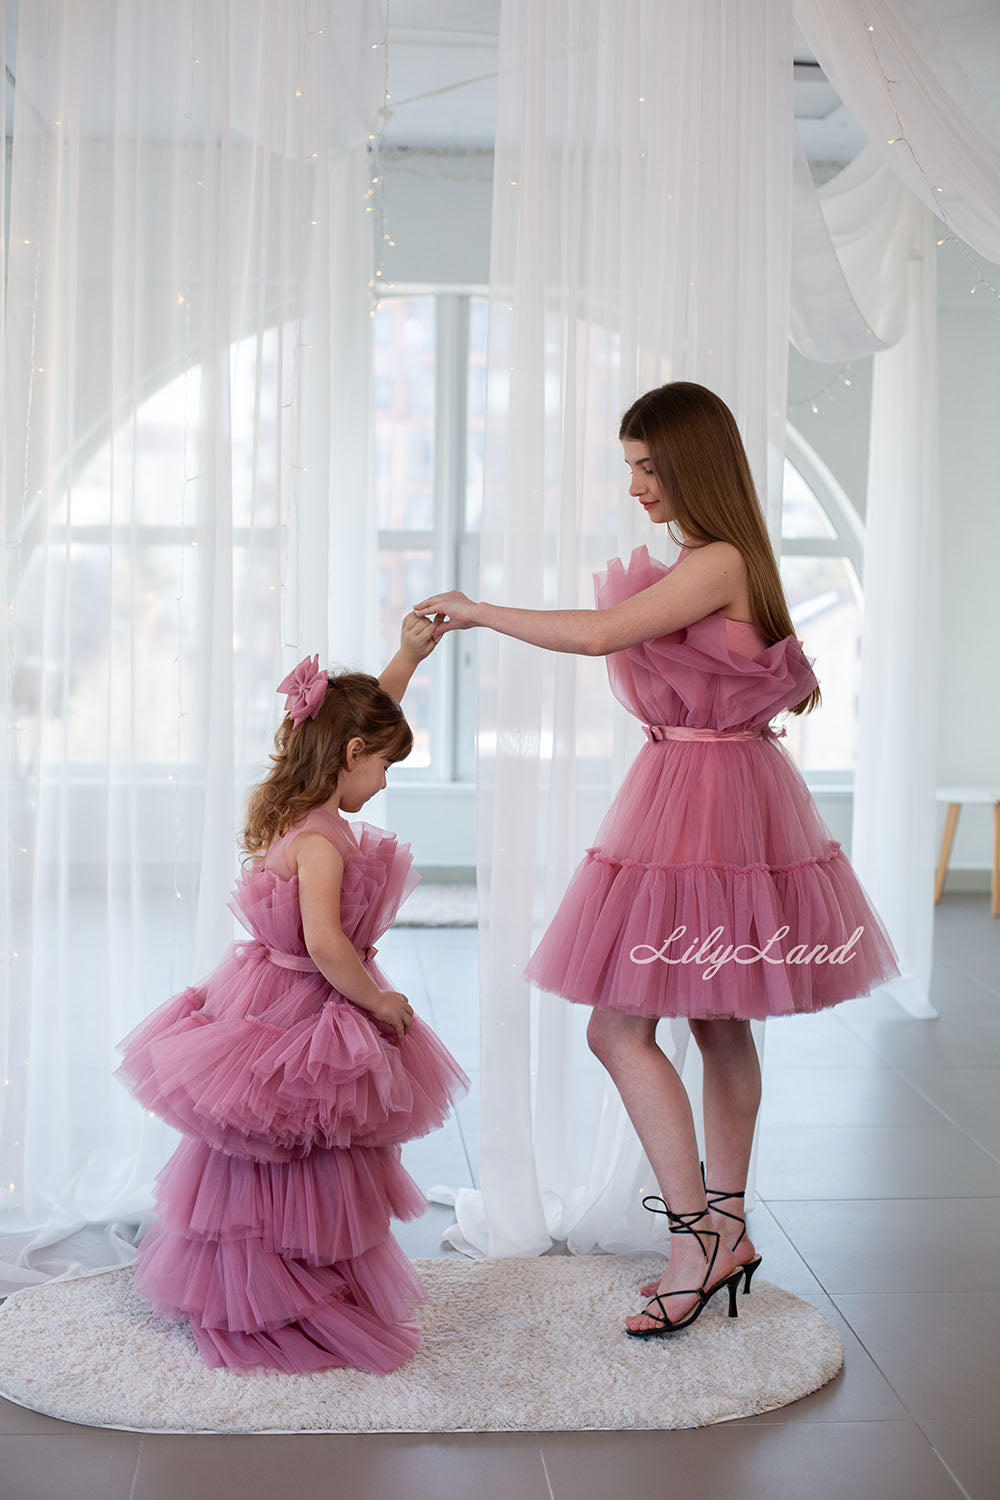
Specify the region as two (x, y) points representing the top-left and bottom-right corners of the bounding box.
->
(793, 0), (1000, 1018)
(3, 0), (999, 1289)
(445, 0), (797, 1259)
(0, 0), (383, 1296)
(447, 0), (1000, 1258)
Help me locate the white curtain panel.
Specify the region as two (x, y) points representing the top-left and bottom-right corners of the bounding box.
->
(789, 144), (940, 1016)
(852, 206), (941, 1019)
(793, 0), (1000, 1015)
(444, 0), (796, 1259)
(0, 0), (383, 1296)
(795, 0), (1000, 260)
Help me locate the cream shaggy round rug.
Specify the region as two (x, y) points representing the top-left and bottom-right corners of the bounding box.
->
(0, 1256), (842, 1433)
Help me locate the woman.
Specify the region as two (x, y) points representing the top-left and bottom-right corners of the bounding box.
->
(414, 382), (899, 1337)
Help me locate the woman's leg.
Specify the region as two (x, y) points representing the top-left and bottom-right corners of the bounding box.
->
(688, 1017), (761, 1263)
(587, 1008), (716, 1330)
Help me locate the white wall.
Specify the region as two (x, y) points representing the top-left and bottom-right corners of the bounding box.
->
(935, 244), (1000, 884)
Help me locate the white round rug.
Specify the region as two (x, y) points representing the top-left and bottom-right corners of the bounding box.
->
(0, 1256), (842, 1433)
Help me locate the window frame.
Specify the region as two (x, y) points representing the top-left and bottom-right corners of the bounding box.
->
(375, 287), (485, 787)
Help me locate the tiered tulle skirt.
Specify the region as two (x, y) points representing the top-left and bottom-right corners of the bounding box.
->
(524, 735), (901, 1019)
(136, 1137), (430, 1373)
(116, 943), (469, 1374)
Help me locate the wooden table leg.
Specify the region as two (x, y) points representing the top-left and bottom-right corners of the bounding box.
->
(935, 802), (960, 903)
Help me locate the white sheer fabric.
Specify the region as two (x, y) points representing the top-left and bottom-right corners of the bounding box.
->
(0, 0), (383, 1296)
(789, 143), (942, 1016)
(444, 0), (796, 1259)
(795, 0), (1000, 259)
(852, 208), (940, 1019)
(792, 0), (1000, 1014)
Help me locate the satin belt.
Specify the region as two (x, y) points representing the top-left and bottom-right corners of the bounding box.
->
(642, 723), (786, 743)
(248, 941), (379, 971)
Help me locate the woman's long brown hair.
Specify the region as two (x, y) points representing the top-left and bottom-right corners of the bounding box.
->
(242, 671), (413, 860)
(619, 382), (820, 715)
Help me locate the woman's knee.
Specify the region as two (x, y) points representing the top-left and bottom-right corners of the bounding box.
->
(586, 1009), (654, 1066)
(689, 1016), (756, 1055)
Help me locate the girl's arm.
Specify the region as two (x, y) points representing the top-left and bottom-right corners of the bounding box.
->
(291, 832), (413, 1043)
(414, 542), (746, 656)
(378, 610), (441, 701)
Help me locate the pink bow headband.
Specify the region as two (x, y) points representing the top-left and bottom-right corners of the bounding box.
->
(277, 655), (328, 727)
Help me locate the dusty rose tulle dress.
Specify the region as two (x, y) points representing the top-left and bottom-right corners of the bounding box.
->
(115, 808), (469, 1376)
(523, 544), (901, 1019)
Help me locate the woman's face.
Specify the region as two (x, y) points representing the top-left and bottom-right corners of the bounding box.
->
(622, 438), (671, 524)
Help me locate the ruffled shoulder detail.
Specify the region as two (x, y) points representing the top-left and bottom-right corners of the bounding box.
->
(234, 814), (420, 951)
(593, 545), (818, 731)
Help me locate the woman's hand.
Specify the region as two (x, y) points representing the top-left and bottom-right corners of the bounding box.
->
(399, 609), (440, 664)
(413, 590), (480, 642)
(368, 989), (415, 1046)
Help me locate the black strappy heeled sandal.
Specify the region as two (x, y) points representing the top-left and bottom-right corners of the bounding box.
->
(701, 1165), (763, 1296)
(626, 1199), (743, 1339)
(638, 1164), (763, 1300)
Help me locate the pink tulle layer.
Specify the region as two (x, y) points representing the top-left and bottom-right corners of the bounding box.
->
(115, 980), (469, 1161)
(116, 812), (469, 1375)
(136, 1215), (425, 1375)
(523, 836), (900, 1019)
(152, 1136), (427, 1262)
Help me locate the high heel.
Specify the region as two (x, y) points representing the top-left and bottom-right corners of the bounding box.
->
(700, 1164), (763, 1295)
(626, 1200), (743, 1339)
(638, 1166), (763, 1300)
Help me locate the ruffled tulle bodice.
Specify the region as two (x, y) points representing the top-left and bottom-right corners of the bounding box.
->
(597, 544), (819, 734)
(239, 810), (420, 963)
(523, 544), (901, 1020)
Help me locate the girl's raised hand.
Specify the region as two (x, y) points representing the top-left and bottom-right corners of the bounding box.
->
(399, 609), (441, 663)
(413, 590), (479, 642)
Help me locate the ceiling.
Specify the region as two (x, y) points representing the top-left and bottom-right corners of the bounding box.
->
(381, 0), (1000, 168)
(5, 1), (998, 168)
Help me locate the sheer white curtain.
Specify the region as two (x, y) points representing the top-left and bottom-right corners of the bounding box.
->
(795, 0), (1000, 258)
(793, 0), (1000, 1016)
(444, 0), (796, 1258)
(0, 0), (383, 1296)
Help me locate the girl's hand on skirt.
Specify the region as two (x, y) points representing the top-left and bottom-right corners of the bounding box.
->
(368, 989), (415, 1046)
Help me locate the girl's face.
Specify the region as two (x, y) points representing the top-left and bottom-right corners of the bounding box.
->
(337, 743), (391, 813)
(623, 438), (671, 524)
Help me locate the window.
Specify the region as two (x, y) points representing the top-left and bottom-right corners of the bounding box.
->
(374, 292), (486, 780)
(374, 297), (866, 788)
(16, 329), (291, 773)
(779, 427), (864, 778)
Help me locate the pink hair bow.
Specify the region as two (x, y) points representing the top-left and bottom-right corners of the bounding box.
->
(277, 654), (328, 727)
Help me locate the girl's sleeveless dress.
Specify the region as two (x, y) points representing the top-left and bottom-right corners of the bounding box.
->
(523, 544), (901, 1019)
(115, 808), (469, 1376)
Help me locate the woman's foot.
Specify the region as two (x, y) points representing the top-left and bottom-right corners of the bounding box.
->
(639, 1196), (759, 1300)
(626, 1207), (726, 1334)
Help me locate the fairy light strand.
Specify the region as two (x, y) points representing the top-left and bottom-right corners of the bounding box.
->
(368, 2), (393, 314)
(788, 364), (856, 417)
(862, 10), (1000, 303)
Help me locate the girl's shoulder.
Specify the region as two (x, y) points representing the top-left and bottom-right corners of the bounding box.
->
(262, 807), (358, 880)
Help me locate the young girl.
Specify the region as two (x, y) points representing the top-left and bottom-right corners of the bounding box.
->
(115, 615), (468, 1375)
(415, 381), (900, 1339)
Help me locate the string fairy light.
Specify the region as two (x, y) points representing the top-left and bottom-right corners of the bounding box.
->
(368, 1), (393, 315)
(788, 363), (857, 418)
(861, 9), (1000, 304)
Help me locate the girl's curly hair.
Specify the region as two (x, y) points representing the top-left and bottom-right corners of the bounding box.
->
(242, 670), (413, 859)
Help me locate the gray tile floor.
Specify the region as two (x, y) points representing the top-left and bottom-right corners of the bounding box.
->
(2, 893), (998, 1499)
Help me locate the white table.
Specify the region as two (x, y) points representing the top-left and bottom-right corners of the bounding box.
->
(934, 787), (1000, 917)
